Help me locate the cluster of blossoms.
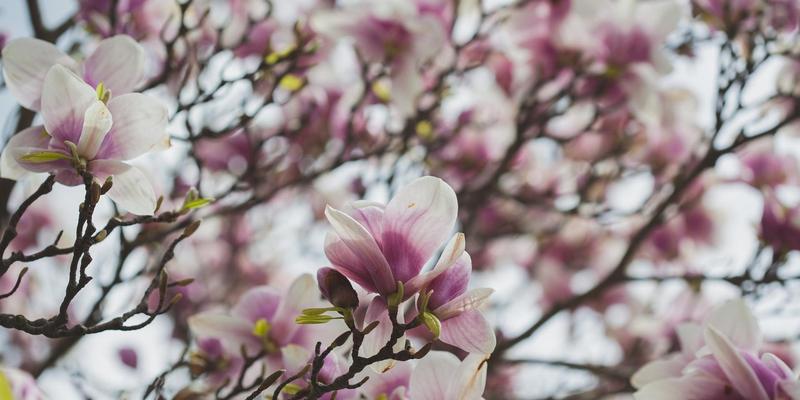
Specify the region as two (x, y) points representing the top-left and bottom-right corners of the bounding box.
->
(2, 0), (800, 398)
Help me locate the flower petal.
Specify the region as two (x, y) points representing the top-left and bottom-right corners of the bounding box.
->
(439, 309), (496, 354)
(41, 65), (98, 146)
(630, 355), (689, 389)
(325, 232), (380, 293)
(82, 35), (146, 95)
(325, 205), (395, 295)
(705, 298), (761, 352)
(1, 38), (77, 110)
(271, 275), (320, 343)
(404, 232), (465, 298)
(362, 296), (404, 373)
(281, 344), (312, 376)
(704, 325), (769, 400)
(77, 100), (113, 159)
(382, 176), (458, 283)
(90, 160), (156, 215)
(187, 312), (253, 349)
(98, 93), (169, 160)
(448, 353), (489, 400)
(408, 351), (460, 400)
(434, 287), (493, 320)
(232, 286), (281, 323)
(426, 251), (471, 310)
(0, 125), (52, 179)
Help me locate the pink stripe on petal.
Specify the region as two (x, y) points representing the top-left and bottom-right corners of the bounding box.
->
(382, 177), (457, 283)
(325, 206), (395, 295)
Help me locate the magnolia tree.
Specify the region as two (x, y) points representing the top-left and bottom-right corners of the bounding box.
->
(2, 0), (800, 399)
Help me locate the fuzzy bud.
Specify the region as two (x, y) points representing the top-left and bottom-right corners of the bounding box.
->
(317, 267), (359, 309)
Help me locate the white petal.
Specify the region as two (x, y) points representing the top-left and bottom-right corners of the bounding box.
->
(405, 232), (465, 296)
(1, 37), (77, 110)
(78, 100), (113, 159)
(41, 65), (98, 145)
(408, 351), (460, 400)
(271, 274), (319, 340)
(281, 344), (312, 376)
(705, 298), (761, 352)
(82, 35), (146, 95)
(91, 160), (156, 215)
(630, 355), (688, 389)
(99, 93), (169, 160)
(448, 353), (489, 400)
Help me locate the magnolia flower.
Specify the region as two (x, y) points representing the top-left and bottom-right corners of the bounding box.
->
(632, 298), (800, 399)
(311, 0), (446, 116)
(417, 252), (496, 354)
(188, 274), (321, 356)
(407, 352), (489, 400)
(0, 65), (168, 215)
(2, 35), (145, 111)
(323, 176), (460, 299)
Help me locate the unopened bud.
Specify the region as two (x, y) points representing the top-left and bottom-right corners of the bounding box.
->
(183, 220), (202, 237)
(317, 267), (358, 309)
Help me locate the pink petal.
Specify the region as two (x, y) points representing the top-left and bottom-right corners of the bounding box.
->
(232, 286), (281, 323)
(438, 309), (496, 354)
(82, 35), (146, 95)
(631, 355), (690, 389)
(325, 205), (395, 295)
(1, 38), (77, 110)
(350, 200), (385, 243)
(704, 326), (769, 400)
(187, 312), (254, 351)
(77, 100), (113, 159)
(426, 252), (471, 310)
(382, 176), (457, 283)
(404, 233), (465, 298)
(270, 274), (318, 344)
(98, 93), (169, 160)
(325, 233), (380, 293)
(41, 65), (97, 146)
(90, 160), (156, 215)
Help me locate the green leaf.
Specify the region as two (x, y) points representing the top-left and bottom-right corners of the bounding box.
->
(19, 151), (71, 163)
(182, 198), (213, 211)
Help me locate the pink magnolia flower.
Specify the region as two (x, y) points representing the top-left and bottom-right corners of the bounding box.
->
(323, 176), (459, 298)
(311, 1), (446, 116)
(188, 274), (322, 357)
(407, 351), (489, 400)
(632, 298), (800, 400)
(0, 65), (168, 215)
(2, 35), (146, 111)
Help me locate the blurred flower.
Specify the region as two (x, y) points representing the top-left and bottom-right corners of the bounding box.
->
(632, 298), (800, 399)
(407, 352), (489, 400)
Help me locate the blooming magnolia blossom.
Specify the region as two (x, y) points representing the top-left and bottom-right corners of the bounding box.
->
(323, 176), (460, 298)
(0, 65), (168, 215)
(632, 299), (800, 399)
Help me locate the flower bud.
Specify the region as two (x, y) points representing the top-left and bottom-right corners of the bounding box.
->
(317, 267), (358, 309)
